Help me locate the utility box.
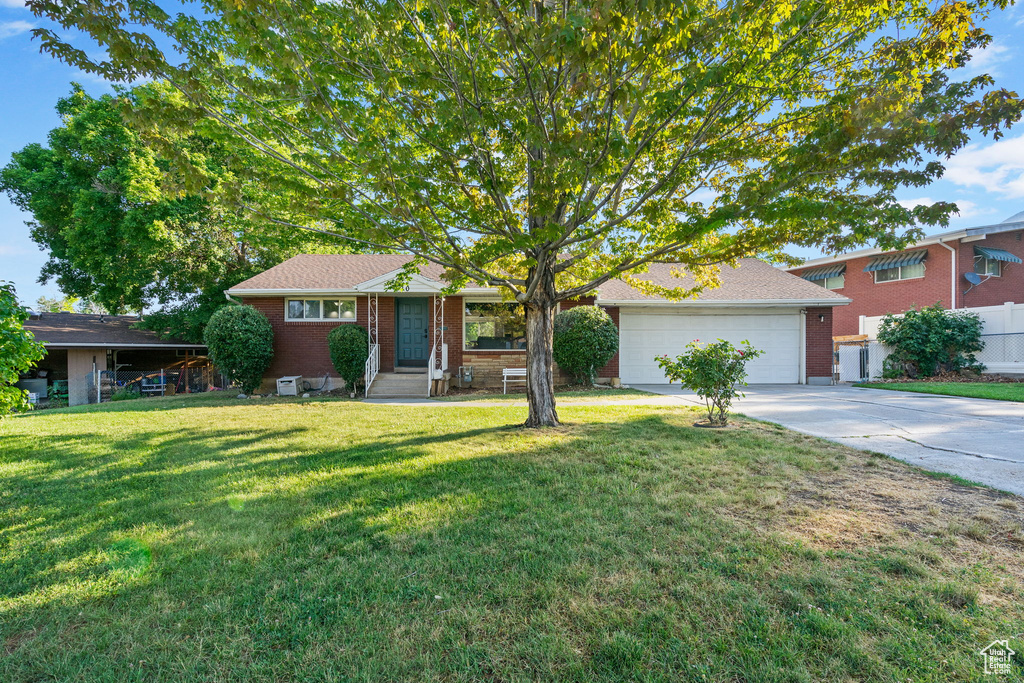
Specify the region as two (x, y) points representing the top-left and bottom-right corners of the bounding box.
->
(276, 375), (302, 396)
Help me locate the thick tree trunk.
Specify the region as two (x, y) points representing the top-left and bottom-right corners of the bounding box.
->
(524, 299), (559, 427)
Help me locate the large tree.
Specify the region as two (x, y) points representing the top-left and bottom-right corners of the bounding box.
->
(29, 0), (1023, 425)
(1, 86), (350, 342)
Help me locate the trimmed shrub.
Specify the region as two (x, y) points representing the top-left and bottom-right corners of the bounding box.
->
(328, 324), (369, 392)
(203, 305), (274, 394)
(656, 339), (763, 425)
(877, 304), (984, 378)
(552, 305), (619, 384)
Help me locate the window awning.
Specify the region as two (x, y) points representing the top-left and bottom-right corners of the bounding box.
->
(863, 250), (928, 273)
(974, 246), (1022, 264)
(801, 263), (847, 281)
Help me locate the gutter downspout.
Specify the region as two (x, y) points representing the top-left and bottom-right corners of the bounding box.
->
(799, 309), (807, 385)
(937, 239), (957, 310)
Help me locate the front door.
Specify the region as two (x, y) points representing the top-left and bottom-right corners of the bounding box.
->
(396, 297), (429, 367)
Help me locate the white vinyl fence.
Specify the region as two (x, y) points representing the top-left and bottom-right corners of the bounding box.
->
(855, 301), (1024, 378)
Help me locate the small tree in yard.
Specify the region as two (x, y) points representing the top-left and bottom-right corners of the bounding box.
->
(203, 306), (274, 394)
(553, 306), (619, 385)
(657, 340), (762, 426)
(1, 282), (46, 416)
(327, 325), (369, 393)
(878, 304), (984, 378)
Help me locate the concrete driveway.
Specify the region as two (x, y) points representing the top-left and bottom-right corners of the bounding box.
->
(634, 384), (1024, 497)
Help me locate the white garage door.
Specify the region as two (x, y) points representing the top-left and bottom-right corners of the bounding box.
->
(619, 309), (802, 384)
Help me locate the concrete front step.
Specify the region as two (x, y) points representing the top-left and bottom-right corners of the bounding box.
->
(367, 372), (429, 398)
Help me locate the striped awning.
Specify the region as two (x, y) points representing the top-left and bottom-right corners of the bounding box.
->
(801, 263), (847, 281)
(975, 246), (1022, 264)
(863, 249), (928, 273)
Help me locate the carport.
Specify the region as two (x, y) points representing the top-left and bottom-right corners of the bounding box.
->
(22, 312), (208, 406)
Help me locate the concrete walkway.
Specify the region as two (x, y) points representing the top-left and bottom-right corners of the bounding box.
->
(635, 384), (1024, 497)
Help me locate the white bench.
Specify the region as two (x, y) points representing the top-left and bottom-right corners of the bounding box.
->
(502, 368), (527, 394)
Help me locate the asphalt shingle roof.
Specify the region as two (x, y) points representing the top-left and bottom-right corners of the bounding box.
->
(228, 254), (846, 304)
(24, 314), (205, 347)
(597, 259), (847, 302)
(230, 254), (446, 291)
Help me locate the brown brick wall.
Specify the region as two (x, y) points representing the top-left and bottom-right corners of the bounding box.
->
(244, 293), (624, 389)
(791, 232), (1024, 336)
(805, 307), (834, 379)
(245, 296), (373, 390)
(960, 230), (1024, 309)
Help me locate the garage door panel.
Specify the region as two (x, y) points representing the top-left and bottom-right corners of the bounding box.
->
(619, 310), (802, 384)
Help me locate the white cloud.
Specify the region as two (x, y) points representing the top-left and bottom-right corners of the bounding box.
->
(942, 134), (1024, 200)
(0, 19), (33, 39)
(0, 0), (28, 8)
(897, 197), (997, 220)
(960, 39), (1013, 78)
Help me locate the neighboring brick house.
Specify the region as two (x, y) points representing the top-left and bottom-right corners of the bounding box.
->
(226, 255), (849, 394)
(788, 215), (1024, 336)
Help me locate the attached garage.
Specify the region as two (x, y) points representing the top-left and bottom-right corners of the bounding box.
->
(618, 307), (802, 384)
(596, 260), (850, 386)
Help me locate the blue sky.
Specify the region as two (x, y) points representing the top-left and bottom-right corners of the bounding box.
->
(2, 2), (1024, 307)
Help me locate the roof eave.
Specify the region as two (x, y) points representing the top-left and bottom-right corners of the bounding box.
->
(40, 342), (208, 348)
(785, 232), (968, 271)
(594, 297), (851, 307)
(226, 286), (506, 297)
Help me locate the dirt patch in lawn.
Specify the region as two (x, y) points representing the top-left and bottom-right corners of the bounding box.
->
(729, 426), (1024, 584)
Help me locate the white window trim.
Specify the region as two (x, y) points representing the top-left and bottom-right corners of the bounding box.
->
(462, 298), (527, 352)
(974, 256), (1002, 278)
(873, 263), (926, 283)
(284, 297), (358, 322)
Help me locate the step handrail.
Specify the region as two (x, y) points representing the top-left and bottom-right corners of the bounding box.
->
(364, 343), (380, 397)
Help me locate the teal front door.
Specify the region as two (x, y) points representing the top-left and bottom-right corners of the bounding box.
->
(396, 297), (429, 367)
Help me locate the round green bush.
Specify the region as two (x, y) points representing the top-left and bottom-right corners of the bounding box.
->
(203, 305), (274, 394)
(553, 305), (619, 384)
(327, 324), (369, 392)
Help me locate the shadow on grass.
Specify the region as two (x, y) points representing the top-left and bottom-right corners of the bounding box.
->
(0, 406), (1020, 682)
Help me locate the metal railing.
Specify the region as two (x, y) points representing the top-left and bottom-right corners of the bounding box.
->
(364, 343), (380, 396)
(427, 344), (436, 397)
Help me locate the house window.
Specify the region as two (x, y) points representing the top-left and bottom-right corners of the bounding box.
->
(975, 257), (1002, 277)
(286, 298), (357, 321)
(464, 301), (526, 350)
(813, 274), (845, 290)
(874, 262), (925, 283)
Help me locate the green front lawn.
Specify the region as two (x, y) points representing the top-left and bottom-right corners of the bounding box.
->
(1, 395), (1022, 681)
(857, 381), (1024, 402)
(437, 387), (653, 402)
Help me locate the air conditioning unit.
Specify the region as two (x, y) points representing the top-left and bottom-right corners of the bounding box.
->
(276, 376), (302, 396)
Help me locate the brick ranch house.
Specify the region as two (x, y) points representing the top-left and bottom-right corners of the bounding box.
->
(226, 254), (849, 395)
(788, 213), (1024, 336)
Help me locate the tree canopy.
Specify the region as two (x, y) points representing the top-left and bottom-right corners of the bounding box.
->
(1, 86), (352, 342)
(27, 0), (1023, 424)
